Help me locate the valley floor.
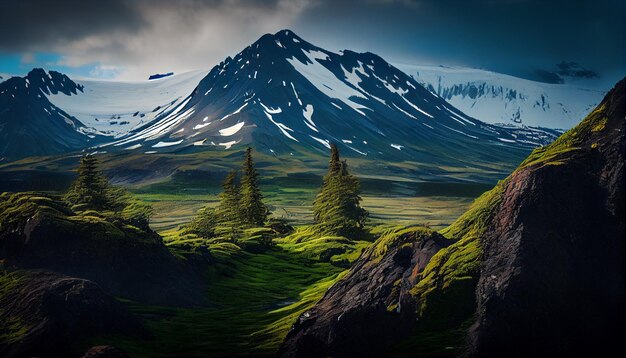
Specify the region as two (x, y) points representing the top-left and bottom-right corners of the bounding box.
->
(94, 245), (347, 357)
(81, 189), (473, 357)
(142, 192), (473, 232)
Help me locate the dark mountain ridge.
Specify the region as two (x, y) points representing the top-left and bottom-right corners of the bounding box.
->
(0, 68), (101, 161)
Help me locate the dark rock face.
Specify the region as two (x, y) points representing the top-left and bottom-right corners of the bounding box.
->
(0, 271), (142, 358)
(280, 228), (450, 357)
(468, 78), (626, 356)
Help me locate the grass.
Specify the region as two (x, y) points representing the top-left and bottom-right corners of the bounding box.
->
(0, 167), (493, 356)
(0, 270), (33, 345)
(142, 191), (473, 232)
(276, 226), (372, 267)
(516, 103), (608, 171)
(98, 180), (478, 356)
(94, 246), (348, 357)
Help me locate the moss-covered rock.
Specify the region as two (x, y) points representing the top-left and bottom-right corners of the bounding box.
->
(0, 193), (210, 306)
(280, 226), (449, 357)
(0, 270), (142, 358)
(281, 77), (626, 357)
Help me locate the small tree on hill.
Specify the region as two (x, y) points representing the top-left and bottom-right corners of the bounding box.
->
(65, 154), (152, 227)
(65, 154), (114, 210)
(188, 207), (218, 238)
(214, 171), (243, 239)
(240, 147), (269, 227)
(313, 144), (367, 238)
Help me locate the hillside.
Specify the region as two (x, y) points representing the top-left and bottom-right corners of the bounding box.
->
(281, 77), (625, 356)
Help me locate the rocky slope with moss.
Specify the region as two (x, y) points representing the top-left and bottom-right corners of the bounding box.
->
(0, 270), (142, 358)
(280, 226), (450, 357)
(280, 77), (625, 356)
(0, 192), (211, 306)
(467, 76), (625, 357)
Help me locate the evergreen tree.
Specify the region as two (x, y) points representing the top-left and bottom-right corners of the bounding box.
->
(65, 154), (113, 210)
(64, 154), (152, 226)
(240, 147), (269, 227)
(214, 171), (243, 239)
(313, 144), (367, 238)
(188, 207), (217, 238)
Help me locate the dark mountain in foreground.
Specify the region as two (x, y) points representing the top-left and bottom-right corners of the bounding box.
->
(0, 69), (101, 161)
(280, 77), (626, 356)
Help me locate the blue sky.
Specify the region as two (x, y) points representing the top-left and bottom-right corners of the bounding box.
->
(0, 52), (120, 79)
(1, 0), (624, 83)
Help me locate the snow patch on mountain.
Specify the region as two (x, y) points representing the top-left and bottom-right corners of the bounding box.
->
(287, 49), (369, 116)
(219, 121), (245, 136)
(46, 70), (208, 137)
(396, 64), (605, 130)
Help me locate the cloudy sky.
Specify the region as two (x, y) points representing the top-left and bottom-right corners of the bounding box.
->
(0, 0), (624, 82)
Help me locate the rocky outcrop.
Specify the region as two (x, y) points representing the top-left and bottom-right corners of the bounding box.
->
(280, 77), (626, 357)
(0, 193), (211, 306)
(467, 77), (626, 357)
(280, 227), (450, 357)
(0, 270), (142, 358)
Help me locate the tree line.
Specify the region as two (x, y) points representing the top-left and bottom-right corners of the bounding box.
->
(66, 144), (367, 240)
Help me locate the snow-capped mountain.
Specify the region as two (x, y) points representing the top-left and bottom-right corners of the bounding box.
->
(46, 70), (208, 137)
(106, 30), (558, 169)
(0, 69), (102, 160)
(396, 64), (606, 130)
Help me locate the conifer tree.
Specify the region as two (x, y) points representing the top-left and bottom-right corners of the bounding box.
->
(214, 171), (243, 239)
(313, 144), (367, 238)
(65, 154), (112, 209)
(240, 147), (269, 227)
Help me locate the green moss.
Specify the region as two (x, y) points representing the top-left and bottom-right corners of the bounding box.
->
(517, 103), (608, 170)
(591, 116), (608, 132)
(0, 270), (33, 345)
(276, 225), (371, 266)
(370, 225), (436, 263)
(0, 192), (68, 232)
(103, 247), (347, 357)
(399, 94), (612, 353)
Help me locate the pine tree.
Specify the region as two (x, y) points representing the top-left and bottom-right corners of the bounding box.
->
(313, 144), (367, 238)
(64, 154), (152, 227)
(65, 154), (112, 210)
(214, 171), (243, 239)
(240, 147), (269, 227)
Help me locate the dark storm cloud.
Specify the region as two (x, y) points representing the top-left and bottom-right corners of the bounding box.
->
(296, 0), (626, 79)
(0, 0), (146, 51)
(0, 0), (289, 51)
(0, 0), (623, 81)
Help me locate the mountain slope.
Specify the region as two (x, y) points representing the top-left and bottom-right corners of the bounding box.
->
(397, 64), (606, 130)
(0, 69), (101, 161)
(107, 30), (558, 170)
(46, 70), (208, 137)
(280, 76), (625, 356)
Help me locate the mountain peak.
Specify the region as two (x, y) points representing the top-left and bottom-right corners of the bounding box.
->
(272, 29), (302, 41)
(22, 68), (84, 96)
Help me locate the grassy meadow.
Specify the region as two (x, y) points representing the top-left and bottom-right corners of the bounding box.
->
(0, 149), (494, 356)
(80, 175), (480, 357)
